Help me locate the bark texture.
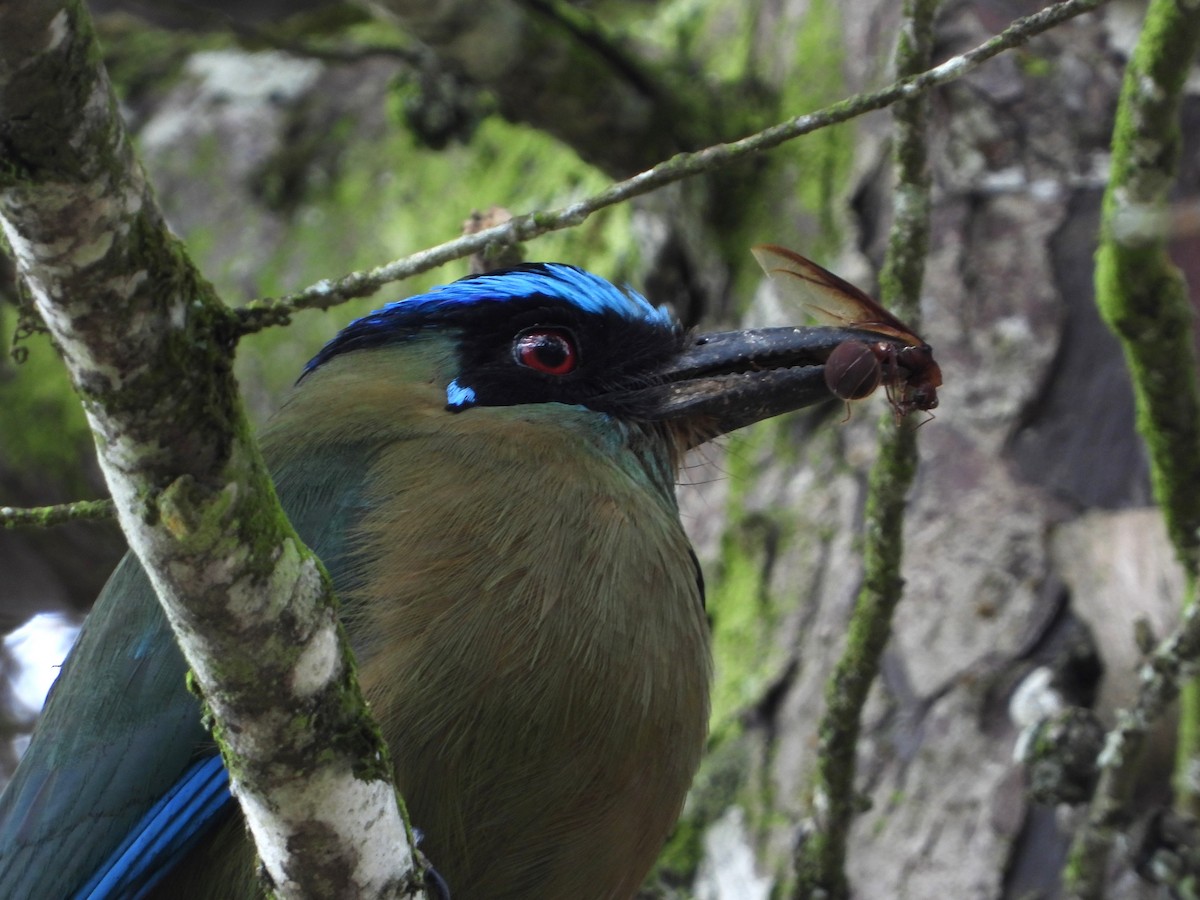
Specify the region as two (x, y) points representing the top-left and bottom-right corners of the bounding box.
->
(0, 2), (417, 896)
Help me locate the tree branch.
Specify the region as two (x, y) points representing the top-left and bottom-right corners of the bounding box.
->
(237, 0), (1112, 336)
(1064, 585), (1200, 898)
(790, 0), (938, 895)
(0, 499), (114, 529)
(1065, 0), (1200, 892)
(0, 1), (419, 896)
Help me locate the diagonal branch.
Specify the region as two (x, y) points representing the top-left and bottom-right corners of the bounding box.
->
(0, 1), (418, 896)
(237, 0), (1112, 336)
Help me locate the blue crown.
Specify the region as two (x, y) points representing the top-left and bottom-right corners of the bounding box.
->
(305, 263), (674, 375)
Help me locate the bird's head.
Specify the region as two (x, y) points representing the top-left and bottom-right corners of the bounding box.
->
(294, 263), (887, 468)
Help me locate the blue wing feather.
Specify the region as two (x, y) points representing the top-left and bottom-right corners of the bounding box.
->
(0, 444), (372, 897)
(73, 755), (231, 900)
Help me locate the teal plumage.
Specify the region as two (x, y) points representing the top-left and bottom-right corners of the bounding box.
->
(0, 263), (875, 899)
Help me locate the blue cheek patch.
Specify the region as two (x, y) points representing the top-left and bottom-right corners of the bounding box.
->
(446, 379), (477, 411)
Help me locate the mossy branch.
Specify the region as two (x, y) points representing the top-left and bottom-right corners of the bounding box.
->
(1063, 582), (1200, 899)
(1063, 0), (1200, 894)
(1093, 0), (1200, 579)
(0, 499), (114, 529)
(790, 1), (937, 897)
(0, 1), (421, 895)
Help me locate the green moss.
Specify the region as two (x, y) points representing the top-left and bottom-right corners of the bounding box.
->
(95, 15), (214, 103)
(0, 307), (96, 489)
(1096, 241), (1200, 572)
(722, 0), (852, 312)
(707, 425), (765, 730)
(653, 735), (759, 884)
(1018, 52), (1053, 79)
(655, 813), (702, 877)
(707, 420), (802, 736)
(781, 0), (852, 242)
(224, 110), (635, 406)
(652, 416), (832, 887)
(1098, 244), (1200, 810)
(708, 416), (841, 726)
(709, 523), (785, 730)
(1086, 0), (1200, 821)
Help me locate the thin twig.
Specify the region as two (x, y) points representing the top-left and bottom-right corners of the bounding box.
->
(1064, 581), (1200, 898)
(790, 1), (939, 897)
(236, 0), (1112, 335)
(0, 498), (114, 528)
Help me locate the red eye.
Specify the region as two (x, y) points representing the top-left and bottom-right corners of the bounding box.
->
(514, 328), (578, 375)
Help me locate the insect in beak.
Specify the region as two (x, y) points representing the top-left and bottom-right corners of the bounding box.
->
(751, 244), (943, 420)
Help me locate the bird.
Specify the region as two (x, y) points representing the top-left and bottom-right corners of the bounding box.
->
(0, 260), (889, 899)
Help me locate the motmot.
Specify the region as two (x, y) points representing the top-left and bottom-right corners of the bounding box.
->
(0, 261), (897, 899)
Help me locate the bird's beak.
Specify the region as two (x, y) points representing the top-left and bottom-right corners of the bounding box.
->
(599, 325), (904, 443)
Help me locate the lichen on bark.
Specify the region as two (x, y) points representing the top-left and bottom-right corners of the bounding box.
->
(0, 1), (419, 896)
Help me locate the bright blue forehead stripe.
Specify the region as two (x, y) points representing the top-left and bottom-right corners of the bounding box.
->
(305, 263), (675, 375)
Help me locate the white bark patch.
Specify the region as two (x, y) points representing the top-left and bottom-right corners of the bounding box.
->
(291, 619), (341, 698)
(220, 538), (311, 625)
(69, 227), (114, 268)
(695, 806), (771, 900)
(929, 53), (969, 82)
(98, 427), (162, 474)
(169, 298), (188, 328)
(221, 708), (302, 761)
(46, 10), (69, 52)
(187, 50), (322, 104)
(0, 217), (38, 272)
(140, 50), (322, 153)
(240, 765), (410, 895)
(78, 79), (116, 138)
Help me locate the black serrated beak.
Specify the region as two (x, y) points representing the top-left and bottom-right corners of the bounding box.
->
(596, 325), (903, 444)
